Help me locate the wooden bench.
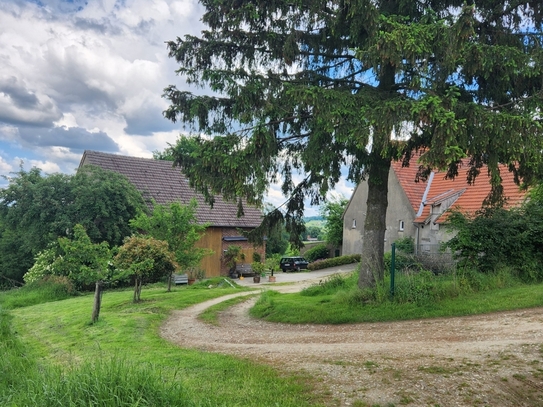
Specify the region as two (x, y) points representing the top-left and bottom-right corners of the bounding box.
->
(235, 263), (254, 277)
(173, 273), (188, 285)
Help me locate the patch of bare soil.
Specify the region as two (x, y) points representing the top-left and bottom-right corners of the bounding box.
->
(160, 285), (543, 407)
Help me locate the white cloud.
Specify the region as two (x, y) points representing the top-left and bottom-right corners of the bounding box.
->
(0, 0), (202, 168)
(28, 159), (61, 174)
(0, 0), (353, 216)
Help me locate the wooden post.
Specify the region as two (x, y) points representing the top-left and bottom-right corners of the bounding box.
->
(91, 281), (102, 323)
(167, 272), (172, 292)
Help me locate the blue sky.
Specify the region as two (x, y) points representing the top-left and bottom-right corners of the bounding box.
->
(0, 0), (353, 214)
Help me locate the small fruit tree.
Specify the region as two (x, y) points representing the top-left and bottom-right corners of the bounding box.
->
(115, 236), (177, 302)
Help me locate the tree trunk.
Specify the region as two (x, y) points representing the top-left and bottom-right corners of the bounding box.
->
(91, 281), (102, 323)
(358, 31), (397, 289)
(358, 151), (392, 289)
(167, 271), (172, 292)
(133, 278), (142, 302)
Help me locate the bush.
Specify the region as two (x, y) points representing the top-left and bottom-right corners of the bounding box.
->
(307, 254), (360, 271)
(304, 244), (329, 262)
(394, 236), (415, 254)
(446, 206), (543, 282)
(24, 246), (61, 284)
(384, 252), (422, 274)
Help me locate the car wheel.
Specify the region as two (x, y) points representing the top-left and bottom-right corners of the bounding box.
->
(296, 266), (300, 272)
(282, 268), (286, 272)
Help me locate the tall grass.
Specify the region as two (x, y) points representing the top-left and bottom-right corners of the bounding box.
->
(250, 267), (543, 324)
(3, 300), (187, 406)
(0, 275), (77, 310)
(1, 283), (322, 407)
(4, 357), (190, 407)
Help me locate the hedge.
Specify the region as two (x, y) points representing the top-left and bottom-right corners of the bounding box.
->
(307, 254), (360, 271)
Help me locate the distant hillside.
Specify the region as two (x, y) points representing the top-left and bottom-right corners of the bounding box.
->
(304, 216), (323, 223)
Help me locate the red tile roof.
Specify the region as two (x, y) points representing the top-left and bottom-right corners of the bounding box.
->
(413, 162), (525, 224)
(390, 160), (428, 212)
(79, 150), (263, 228)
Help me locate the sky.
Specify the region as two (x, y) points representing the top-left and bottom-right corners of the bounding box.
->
(0, 0), (354, 215)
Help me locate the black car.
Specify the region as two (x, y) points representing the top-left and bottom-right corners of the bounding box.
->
(280, 257), (309, 272)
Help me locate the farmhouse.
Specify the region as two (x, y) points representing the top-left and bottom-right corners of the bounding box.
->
(342, 158), (526, 255)
(79, 150), (264, 277)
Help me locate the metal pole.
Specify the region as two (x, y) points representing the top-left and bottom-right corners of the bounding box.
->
(390, 243), (396, 297)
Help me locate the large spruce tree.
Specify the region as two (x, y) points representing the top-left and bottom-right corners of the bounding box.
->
(164, 1), (543, 288)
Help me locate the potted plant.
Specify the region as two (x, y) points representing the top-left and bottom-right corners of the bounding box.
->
(268, 265), (276, 282)
(186, 267), (198, 285)
(223, 245), (245, 279)
(252, 261), (266, 283)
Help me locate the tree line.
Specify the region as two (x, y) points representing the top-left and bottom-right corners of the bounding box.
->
(0, 166), (208, 319)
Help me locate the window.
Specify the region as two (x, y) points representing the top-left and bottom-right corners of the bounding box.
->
(352, 219), (357, 229)
(399, 220), (405, 231)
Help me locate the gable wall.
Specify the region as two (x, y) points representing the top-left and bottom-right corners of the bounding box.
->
(343, 169), (418, 255)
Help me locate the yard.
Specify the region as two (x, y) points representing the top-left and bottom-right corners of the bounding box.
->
(162, 287), (543, 406)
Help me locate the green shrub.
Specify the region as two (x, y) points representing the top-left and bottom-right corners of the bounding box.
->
(384, 252), (422, 274)
(394, 236), (415, 254)
(446, 206), (543, 281)
(23, 245), (61, 283)
(307, 254), (360, 270)
(304, 244), (329, 262)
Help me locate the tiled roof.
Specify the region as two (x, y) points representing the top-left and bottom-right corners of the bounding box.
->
(413, 161), (525, 224)
(390, 159), (428, 213)
(79, 150), (262, 228)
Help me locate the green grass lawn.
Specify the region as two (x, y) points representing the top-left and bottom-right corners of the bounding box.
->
(2, 283), (324, 407)
(250, 273), (543, 324)
(4, 270), (543, 406)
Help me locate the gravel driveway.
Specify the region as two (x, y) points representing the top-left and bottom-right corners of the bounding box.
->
(161, 267), (543, 406)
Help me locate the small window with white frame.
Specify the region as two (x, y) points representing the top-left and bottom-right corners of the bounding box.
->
(399, 220), (405, 231)
(352, 219), (357, 229)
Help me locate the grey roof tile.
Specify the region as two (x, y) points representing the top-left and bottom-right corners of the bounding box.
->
(80, 150), (262, 228)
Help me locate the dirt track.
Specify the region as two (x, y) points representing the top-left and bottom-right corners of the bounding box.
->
(161, 279), (543, 406)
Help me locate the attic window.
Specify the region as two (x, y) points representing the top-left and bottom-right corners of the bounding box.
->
(352, 219), (357, 229)
(399, 220), (405, 231)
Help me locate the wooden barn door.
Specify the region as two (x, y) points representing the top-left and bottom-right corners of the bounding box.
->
(195, 228), (223, 277)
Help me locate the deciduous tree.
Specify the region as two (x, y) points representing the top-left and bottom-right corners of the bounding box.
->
(0, 165), (147, 283)
(163, 1), (543, 288)
(115, 236), (177, 302)
(321, 196), (348, 247)
(129, 200), (208, 290)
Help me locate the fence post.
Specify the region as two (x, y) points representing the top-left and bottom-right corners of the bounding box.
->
(390, 243), (396, 297)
